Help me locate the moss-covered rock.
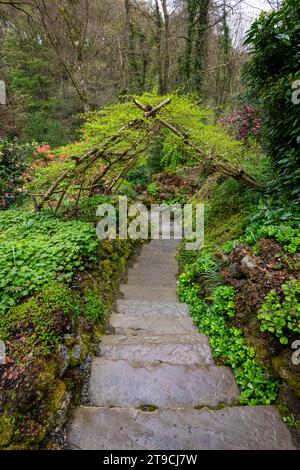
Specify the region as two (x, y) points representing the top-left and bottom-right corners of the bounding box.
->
(0, 414), (15, 447)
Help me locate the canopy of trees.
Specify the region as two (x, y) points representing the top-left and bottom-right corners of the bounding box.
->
(0, 0), (247, 145)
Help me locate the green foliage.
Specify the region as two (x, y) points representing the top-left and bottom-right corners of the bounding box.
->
(244, 223), (300, 254)
(25, 159), (74, 195)
(258, 279), (300, 345)
(147, 182), (158, 197)
(0, 282), (77, 356)
(177, 249), (279, 405)
(212, 285), (236, 318)
(3, 30), (78, 146)
(0, 140), (35, 209)
(0, 210), (98, 313)
(127, 166), (150, 187)
(59, 91), (248, 173)
(117, 181), (137, 199)
(180, 250), (223, 289)
(147, 139), (165, 174)
(161, 141), (186, 171)
(244, 0), (300, 200)
(84, 289), (105, 322)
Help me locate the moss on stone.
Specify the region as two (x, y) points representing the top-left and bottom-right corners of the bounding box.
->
(0, 414), (15, 448)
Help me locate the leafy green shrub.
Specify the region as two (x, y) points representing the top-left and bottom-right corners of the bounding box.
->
(244, 0), (300, 200)
(147, 139), (165, 174)
(258, 279), (300, 345)
(0, 282), (77, 356)
(0, 211), (98, 313)
(116, 181), (137, 199)
(161, 141), (186, 171)
(221, 221), (300, 255)
(177, 249), (279, 405)
(127, 166), (150, 187)
(243, 223), (300, 254)
(212, 285), (236, 318)
(147, 182), (158, 197)
(84, 289), (105, 322)
(180, 250), (223, 290)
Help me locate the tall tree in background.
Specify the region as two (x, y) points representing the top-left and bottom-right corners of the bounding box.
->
(214, 0), (232, 114)
(183, 0), (211, 96)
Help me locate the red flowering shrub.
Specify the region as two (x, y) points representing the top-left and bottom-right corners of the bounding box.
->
(219, 105), (261, 143)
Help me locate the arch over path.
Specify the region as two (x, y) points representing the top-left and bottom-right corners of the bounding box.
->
(33, 97), (261, 212)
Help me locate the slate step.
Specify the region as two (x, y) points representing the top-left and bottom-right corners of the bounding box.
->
(146, 239), (180, 248)
(116, 300), (188, 316)
(141, 242), (180, 253)
(128, 265), (178, 275)
(110, 313), (196, 335)
(126, 273), (177, 288)
(88, 359), (240, 407)
(133, 255), (178, 266)
(140, 247), (179, 256)
(133, 247), (177, 260)
(68, 406), (296, 450)
(99, 334), (214, 365)
(132, 261), (178, 272)
(120, 285), (178, 302)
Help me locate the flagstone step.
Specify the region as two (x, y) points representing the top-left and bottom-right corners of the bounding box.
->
(88, 359), (240, 408)
(110, 313), (196, 335)
(132, 261), (178, 272)
(120, 285), (178, 303)
(116, 300), (188, 316)
(126, 272), (177, 288)
(99, 334), (214, 365)
(68, 405), (296, 450)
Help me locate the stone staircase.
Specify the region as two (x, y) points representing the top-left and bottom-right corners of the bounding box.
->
(67, 233), (295, 450)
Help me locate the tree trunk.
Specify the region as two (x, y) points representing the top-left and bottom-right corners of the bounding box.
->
(154, 0), (164, 95)
(161, 0), (170, 94)
(193, 0), (210, 97)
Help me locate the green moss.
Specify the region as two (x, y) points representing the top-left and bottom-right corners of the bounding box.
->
(139, 405), (158, 412)
(102, 259), (113, 277)
(102, 240), (114, 255)
(48, 379), (67, 413)
(272, 352), (300, 398)
(205, 213), (245, 247)
(84, 288), (105, 322)
(0, 282), (78, 357)
(0, 414), (15, 448)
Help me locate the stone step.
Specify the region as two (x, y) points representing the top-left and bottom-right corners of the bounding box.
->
(126, 273), (177, 288)
(132, 261), (178, 273)
(116, 300), (188, 316)
(142, 241), (180, 252)
(110, 313), (196, 335)
(68, 405), (295, 450)
(128, 265), (178, 275)
(146, 239), (181, 247)
(131, 253), (178, 268)
(141, 246), (179, 256)
(88, 359), (240, 407)
(99, 334), (214, 365)
(120, 285), (178, 303)
(135, 248), (178, 259)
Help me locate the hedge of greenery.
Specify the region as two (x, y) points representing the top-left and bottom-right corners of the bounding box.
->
(177, 249), (279, 405)
(244, 0), (300, 201)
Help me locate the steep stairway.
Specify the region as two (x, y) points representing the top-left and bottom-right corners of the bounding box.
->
(68, 230), (295, 450)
